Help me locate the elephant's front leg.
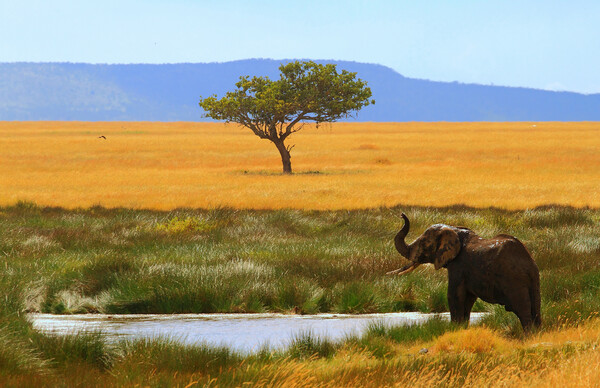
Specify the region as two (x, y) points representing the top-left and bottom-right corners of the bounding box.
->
(447, 276), (469, 325)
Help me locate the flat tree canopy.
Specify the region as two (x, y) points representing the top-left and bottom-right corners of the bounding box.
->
(199, 60), (374, 174)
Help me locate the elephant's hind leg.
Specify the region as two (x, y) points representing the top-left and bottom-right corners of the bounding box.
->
(463, 292), (478, 322)
(509, 287), (535, 332)
(530, 285), (542, 328)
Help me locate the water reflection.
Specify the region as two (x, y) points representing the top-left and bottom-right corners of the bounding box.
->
(30, 312), (485, 353)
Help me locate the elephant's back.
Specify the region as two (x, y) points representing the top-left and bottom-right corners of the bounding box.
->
(489, 236), (540, 281)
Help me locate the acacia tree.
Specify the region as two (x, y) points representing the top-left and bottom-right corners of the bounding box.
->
(199, 61), (374, 174)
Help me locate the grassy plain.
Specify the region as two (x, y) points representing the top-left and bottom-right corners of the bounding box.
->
(1, 121), (599, 209)
(2, 121), (600, 386)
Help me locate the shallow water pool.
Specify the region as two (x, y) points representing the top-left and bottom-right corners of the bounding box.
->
(30, 312), (485, 353)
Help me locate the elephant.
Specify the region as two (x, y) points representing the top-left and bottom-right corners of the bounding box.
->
(389, 213), (541, 331)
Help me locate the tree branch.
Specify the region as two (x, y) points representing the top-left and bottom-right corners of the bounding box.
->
(284, 112), (306, 135)
(245, 120), (270, 139)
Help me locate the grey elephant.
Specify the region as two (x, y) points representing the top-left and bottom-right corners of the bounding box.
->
(389, 213), (541, 331)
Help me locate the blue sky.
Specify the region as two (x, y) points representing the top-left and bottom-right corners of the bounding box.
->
(2, 0), (599, 94)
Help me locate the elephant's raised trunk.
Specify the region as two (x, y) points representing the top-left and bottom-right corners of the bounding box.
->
(394, 213), (410, 258)
(388, 213), (420, 276)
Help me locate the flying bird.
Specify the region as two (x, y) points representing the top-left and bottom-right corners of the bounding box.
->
(98, 135), (106, 139)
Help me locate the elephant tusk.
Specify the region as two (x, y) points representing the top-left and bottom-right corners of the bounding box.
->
(387, 262), (420, 276)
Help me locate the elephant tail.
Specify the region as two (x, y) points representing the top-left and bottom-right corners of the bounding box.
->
(530, 281), (542, 327)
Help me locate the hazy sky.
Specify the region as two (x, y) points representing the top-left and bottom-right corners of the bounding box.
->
(2, 0), (599, 94)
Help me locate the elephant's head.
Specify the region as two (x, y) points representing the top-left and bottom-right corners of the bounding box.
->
(388, 213), (461, 275)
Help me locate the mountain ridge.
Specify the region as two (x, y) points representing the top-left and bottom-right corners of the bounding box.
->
(1, 59), (599, 121)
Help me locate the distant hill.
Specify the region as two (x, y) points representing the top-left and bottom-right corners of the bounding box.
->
(1, 59), (599, 121)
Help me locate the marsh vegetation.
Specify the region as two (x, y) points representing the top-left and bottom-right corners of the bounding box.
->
(2, 203), (600, 385)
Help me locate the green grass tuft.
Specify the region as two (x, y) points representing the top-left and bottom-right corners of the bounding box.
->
(287, 331), (338, 359)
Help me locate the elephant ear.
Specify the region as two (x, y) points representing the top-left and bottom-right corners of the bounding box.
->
(434, 228), (461, 270)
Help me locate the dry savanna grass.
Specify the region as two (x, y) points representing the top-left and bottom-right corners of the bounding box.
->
(4, 319), (600, 387)
(1, 121), (599, 210)
(208, 321), (600, 387)
(281, 324), (600, 388)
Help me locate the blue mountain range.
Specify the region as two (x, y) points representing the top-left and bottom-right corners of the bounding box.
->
(1, 59), (599, 121)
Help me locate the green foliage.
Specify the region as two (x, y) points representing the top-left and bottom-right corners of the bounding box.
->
(200, 60), (373, 127)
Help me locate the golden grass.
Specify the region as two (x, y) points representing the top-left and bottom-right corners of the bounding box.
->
(3, 321), (600, 387)
(431, 326), (511, 354)
(252, 321), (600, 388)
(1, 121), (599, 210)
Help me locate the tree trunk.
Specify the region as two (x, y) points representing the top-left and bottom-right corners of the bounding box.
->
(273, 140), (292, 174)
